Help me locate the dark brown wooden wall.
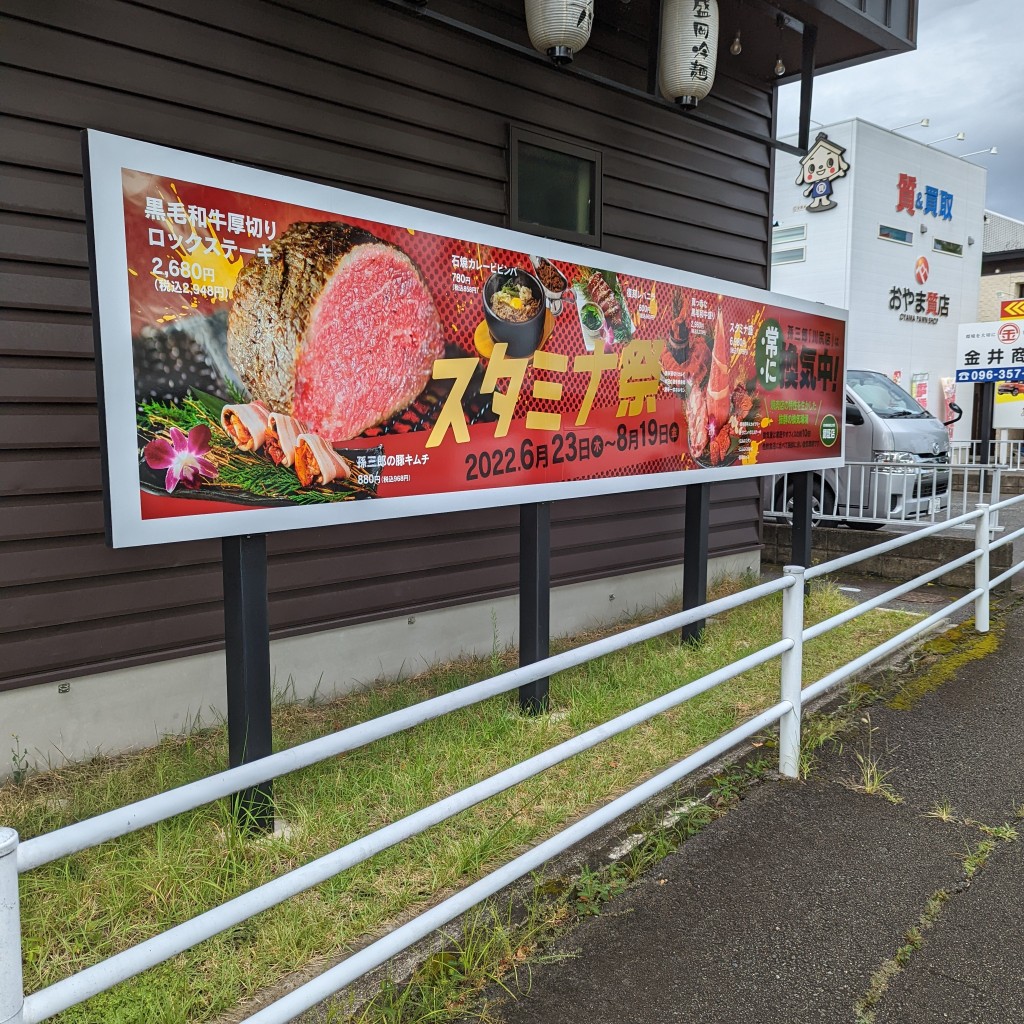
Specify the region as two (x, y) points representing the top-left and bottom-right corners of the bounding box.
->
(0, 0), (770, 693)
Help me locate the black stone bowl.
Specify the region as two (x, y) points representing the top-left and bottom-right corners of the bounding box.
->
(482, 269), (546, 358)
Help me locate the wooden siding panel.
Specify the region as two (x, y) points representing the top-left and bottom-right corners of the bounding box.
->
(2, 69), (505, 217)
(0, 360), (97, 403)
(0, 214), (88, 267)
(0, 536), (220, 588)
(0, 606), (225, 682)
(0, 165), (87, 221)
(0, 496), (106, 542)
(603, 179), (767, 247)
(0, 117), (83, 175)
(0, 451), (103, 496)
(1, 569), (223, 635)
(0, 0), (769, 692)
(0, 484), (760, 690)
(605, 206), (766, 265)
(1, 15), (509, 191)
(39, 0), (773, 188)
(607, 237), (766, 289)
(0, 485), (754, 631)
(0, 263), (92, 313)
(605, 154), (768, 221)
(0, 408), (100, 448)
(0, 312), (95, 358)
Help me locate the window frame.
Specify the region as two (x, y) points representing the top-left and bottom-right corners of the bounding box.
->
(771, 246), (807, 266)
(509, 125), (602, 248)
(932, 238), (964, 257)
(878, 223), (914, 245)
(772, 224), (807, 245)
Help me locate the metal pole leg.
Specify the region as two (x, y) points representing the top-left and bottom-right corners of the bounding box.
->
(222, 534), (275, 833)
(519, 502), (551, 714)
(790, 470), (813, 570)
(682, 482), (710, 645)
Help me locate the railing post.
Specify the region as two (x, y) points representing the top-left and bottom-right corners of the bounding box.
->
(974, 504), (991, 634)
(990, 468), (1002, 532)
(0, 828), (24, 1024)
(779, 566), (806, 779)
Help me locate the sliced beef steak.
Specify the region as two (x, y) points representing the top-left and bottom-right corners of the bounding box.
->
(228, 221), (445, 441)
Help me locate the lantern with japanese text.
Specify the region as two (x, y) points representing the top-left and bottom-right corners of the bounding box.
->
(525, 0), (594, 65)
(659, 0), (720, 109)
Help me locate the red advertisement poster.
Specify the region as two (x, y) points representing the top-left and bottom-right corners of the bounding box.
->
(85, 133), (847, 547)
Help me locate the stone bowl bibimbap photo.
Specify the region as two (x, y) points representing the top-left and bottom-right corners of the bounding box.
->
(482, 268), (546, 357)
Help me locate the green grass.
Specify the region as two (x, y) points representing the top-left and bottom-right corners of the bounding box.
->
(1, 576), (908, 1024)
(344, 764), (769, 1024)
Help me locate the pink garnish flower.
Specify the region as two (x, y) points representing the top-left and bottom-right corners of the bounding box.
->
(144, 425), (218, 493)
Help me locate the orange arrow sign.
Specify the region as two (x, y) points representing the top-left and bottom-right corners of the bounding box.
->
(1001, 300), (1024, 319)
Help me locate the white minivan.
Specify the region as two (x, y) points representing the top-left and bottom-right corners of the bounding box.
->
(767, 369), (959, 529)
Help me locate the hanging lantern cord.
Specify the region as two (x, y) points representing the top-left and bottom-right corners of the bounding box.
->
(774, 14), (786, 76)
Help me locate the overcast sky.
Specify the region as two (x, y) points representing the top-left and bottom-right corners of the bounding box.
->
(777, 0), (1023, 224)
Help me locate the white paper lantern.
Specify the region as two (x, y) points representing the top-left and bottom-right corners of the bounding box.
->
(525, 0), (594, 65)
(659, 0), (720, 109)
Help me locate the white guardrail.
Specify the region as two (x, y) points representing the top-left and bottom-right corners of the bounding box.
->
(763, 461), (1004, 531)
(951, 439), (1024, 471)
(3, 495), (1024, 1024)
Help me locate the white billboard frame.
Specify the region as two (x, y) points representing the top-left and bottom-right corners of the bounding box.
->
(84, 130), (848, 548)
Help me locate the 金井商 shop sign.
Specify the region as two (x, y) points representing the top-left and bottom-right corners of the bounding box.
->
(955, 319), (1024, 383)
(84, 131), (848, 548)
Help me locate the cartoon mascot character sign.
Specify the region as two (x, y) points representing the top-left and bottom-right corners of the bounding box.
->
(797, 132), (850, 212)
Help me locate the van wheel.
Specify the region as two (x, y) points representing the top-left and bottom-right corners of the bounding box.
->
(777, 480), (835, 527)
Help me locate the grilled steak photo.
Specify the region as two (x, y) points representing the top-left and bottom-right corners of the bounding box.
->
(228, 221), (445, 441)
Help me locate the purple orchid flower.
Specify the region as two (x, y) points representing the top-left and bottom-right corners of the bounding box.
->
(144, 425), (218, 493)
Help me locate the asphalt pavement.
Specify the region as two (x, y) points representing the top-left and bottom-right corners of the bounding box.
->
(465, 590), (1024, 1024)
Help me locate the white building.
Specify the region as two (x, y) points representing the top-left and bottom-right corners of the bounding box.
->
(770, 118), (987, 441)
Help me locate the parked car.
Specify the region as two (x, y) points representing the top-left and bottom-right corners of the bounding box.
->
(766, 369), (960, 529)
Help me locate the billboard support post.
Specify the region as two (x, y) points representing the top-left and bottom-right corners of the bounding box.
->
(978, 382), (994, 464)
(222, 534), (275, 833)
(518, 502), (551, 714)
(681, 482), (710, 645)
(790, 470), (814, 568)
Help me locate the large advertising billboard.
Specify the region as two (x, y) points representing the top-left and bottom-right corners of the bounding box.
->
(84, 131), (847, 548)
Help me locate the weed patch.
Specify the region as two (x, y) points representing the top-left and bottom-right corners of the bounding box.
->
(849, 717), (903, 804)
(854, 888), (951, 1024)
(887, 620), (1002, 711)
(855, 813), (1019, 1023)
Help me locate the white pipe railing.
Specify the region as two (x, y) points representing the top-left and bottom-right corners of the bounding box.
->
(3, 492), (1023, 1024)
(16, 576), (790, 875)
(763, 461), (1005, 530)
(20, 638), (794, 1024)
(951, 439), (1024, 470)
